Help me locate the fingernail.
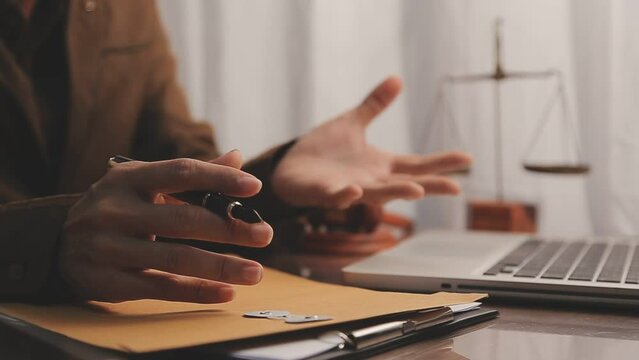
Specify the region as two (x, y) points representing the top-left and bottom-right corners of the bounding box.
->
(238, 176), (262, 190)
(251, 223), (273, 245)
(218, 287), (235, 302)
(242, 265), (263, 283)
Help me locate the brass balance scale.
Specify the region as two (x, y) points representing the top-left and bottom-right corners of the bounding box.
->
(425, 19), (589, 232)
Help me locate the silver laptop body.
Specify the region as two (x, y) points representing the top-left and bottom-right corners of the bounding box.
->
(343, 231), (639, 306)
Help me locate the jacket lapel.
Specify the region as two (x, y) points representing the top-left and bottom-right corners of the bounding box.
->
(0, 42), (48, 165)
(58, 0), (102, 192)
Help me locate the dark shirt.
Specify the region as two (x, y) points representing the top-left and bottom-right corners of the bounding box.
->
(0, 0), (69, 191)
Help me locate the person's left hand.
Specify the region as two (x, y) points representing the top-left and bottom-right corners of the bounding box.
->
(272, 76), (472, 209)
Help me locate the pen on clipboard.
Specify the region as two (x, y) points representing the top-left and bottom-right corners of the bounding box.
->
(322, 306), (455, 350)
(108, 155), (264, 224)
(321, 303), (480, 352)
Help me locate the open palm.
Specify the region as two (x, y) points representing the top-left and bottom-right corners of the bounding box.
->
(272, 76), (472, 209)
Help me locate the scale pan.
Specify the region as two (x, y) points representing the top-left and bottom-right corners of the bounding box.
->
(522, 163), (590, 174)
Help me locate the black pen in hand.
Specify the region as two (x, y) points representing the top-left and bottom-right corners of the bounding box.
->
(108, 155), (264, 224)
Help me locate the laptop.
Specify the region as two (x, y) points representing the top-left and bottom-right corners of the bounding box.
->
(343, 231), (639, 306)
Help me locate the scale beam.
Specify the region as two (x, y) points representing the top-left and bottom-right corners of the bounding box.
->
(445, 70), (557, 84)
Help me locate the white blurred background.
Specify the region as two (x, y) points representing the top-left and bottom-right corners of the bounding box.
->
(156, 0), (639, 237)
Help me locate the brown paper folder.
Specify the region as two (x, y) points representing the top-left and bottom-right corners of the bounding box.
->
(0, 268), (485, 353)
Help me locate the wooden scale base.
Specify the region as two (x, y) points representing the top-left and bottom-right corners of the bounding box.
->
(467, 200), (537, 233)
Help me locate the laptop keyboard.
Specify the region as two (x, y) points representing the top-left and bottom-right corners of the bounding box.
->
(483, 239), (639, 284)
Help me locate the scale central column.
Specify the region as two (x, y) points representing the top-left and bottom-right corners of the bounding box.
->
(494, 81), (504, 202)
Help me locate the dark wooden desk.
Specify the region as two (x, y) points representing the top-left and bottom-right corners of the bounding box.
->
(268, 254), (639, 360)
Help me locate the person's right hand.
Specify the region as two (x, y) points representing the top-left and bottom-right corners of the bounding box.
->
(59, 150), (273, 303)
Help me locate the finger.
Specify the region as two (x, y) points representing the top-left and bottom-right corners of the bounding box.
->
(109, 158), (261, 197)
(91, 269), (235, 303)
(414, 175), (461, 195)
(208, 149), (244, 169)
(98, 196), (272, 246)
(154, 151), (245, 204)
(105, 238), (263, 285)
(360, 180), (425, 204)
(354, 75), (403, 125)
(154, 193), (183, 205)
(122, 202), (273, 246)
(326, 184), (364, 209)
(295, 182), (363, 209)
(392, 151), (472, 175)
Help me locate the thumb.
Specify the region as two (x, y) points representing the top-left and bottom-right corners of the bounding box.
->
(355, 75), (403, 125)
(208, 149), (244, 169)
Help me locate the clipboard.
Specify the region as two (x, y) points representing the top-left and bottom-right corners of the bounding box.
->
(0, 307), (497, 359)
(307, 308), (498, 360)
(207, 306), (497, 360)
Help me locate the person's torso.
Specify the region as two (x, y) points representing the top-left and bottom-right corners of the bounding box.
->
(0, 0), (167, 202)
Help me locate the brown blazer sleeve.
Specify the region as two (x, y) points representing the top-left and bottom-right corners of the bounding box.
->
(131, 1), (219, 162)
(241, 140), (302, 225)
(0, 195), (80, 303)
